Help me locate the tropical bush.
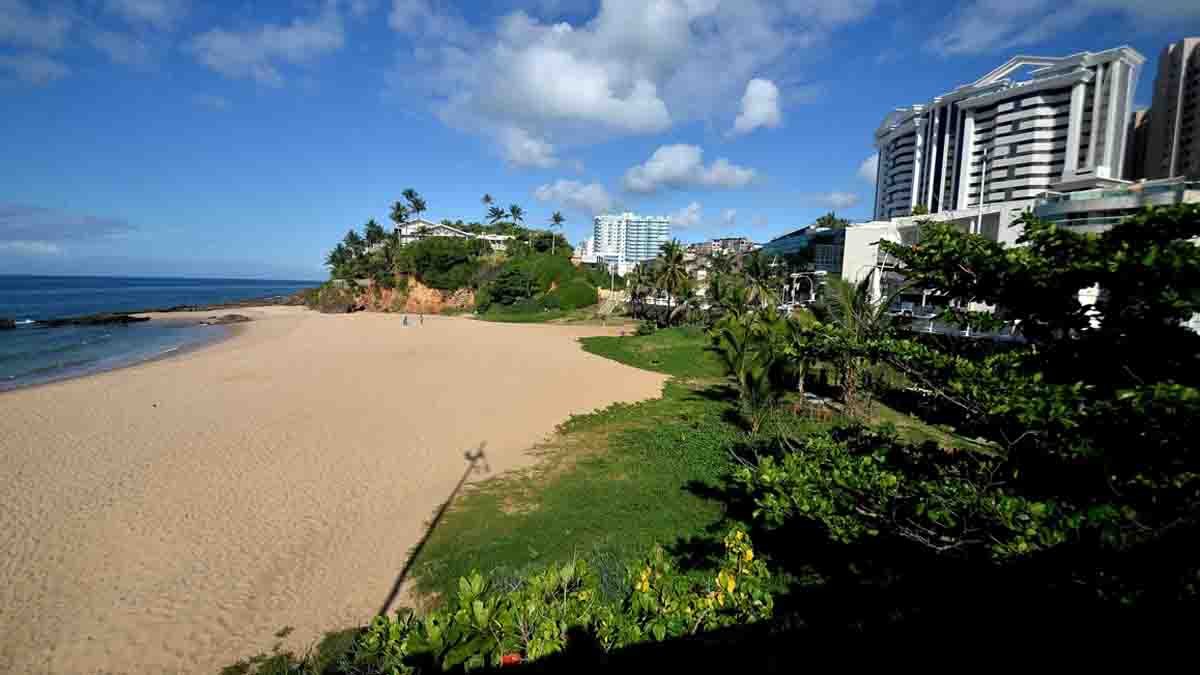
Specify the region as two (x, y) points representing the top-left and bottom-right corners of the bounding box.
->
(731, 206), (1200, 601)
(547, 279), (600, 311)
(340, 529), (770, 673)
(304, 282), (359, 314)
(396, 237), (492, 291)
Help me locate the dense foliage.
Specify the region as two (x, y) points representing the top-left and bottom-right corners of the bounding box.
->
(319, 189), (599, 313)
(732, 206), (1200, 594)
(396, 237), (491, 291)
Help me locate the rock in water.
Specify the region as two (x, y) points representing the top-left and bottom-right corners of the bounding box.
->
(38, 313), (151, 327)
(200, 314), (253, 325)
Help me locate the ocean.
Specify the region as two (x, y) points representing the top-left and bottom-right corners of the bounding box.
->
(0, 276), (320, 391)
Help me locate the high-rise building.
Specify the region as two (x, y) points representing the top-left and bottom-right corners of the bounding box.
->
(1124, 109), (1150, 180)
(592, 212), (671, 275)
(873, 47), (1145, 220)
(1144, 38), (1200, 180)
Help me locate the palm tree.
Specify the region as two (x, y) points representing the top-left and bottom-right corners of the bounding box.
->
(508, 204), (524, 225)
(389, 202), (409, 227)
(481, 193), (494, 207)
(742, 252), (777, 309)
(402, 189), (427, 222)
(626, 263), (650, 319)
(654, 240), (689, 326)
(550, 211), (565, 255)
(709, 251), (735, 277)
(814, 271), (899, 416)
(343, 229), (366, 256)
(363, 219), (387, 248)
(487, 206), (508, 224)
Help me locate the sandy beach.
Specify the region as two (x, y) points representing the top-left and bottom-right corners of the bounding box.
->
(0, 307), (665, 674)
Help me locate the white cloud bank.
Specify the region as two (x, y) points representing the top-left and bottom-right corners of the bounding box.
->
(928, 0), (1200, 56)
(732, 78), (782, 136)
(857, 153), (879, 184)
(670, 202), (703, 228)
(805, 191), (861, 209)
(533, 179), (614, 215)
(187, 2), (344, 86)
(386, 0), (875, 168)
(623, 145), (757, 194)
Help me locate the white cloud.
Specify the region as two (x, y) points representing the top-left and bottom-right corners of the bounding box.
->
(732, 78), (782, 135)
(349, 0), (377, 19)
(805, 191), (861, 209)
(857, 153), (879, 184)
(721, 209), (737, 227)
(0, 240), (62, 255)
(0, 52), (69, 84)
(0, 203), (135, 253)
(499, 127), (559, 169)
(0, 0), (73, 50)
(105, 0), (189, 30)
(90, 29), (152, 67)
(623, 145), (757, 194)
(534, 179), (614, 215)
(670, 202), (703, 228)
(186, 3), (344, 86)
(388, 0), (474, 43)
(388, 0), (874, 167)
(192, 93), (231, 110)
(927, 0), (1200, 56)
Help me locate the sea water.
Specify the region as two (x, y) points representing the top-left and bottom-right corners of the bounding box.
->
(0, 276), (319, 391)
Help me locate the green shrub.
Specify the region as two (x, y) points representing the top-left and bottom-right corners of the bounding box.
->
(397, 237), (491, 291)
(555, 279), (599, 310)
(304, 283), (359, 314)
(344, 529), (771, 673)
(540, 291), (562, 310)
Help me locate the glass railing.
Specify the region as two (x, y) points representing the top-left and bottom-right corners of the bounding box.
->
(1038, 182), (1199, 204)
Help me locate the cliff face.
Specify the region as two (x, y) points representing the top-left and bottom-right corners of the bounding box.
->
(356, 277), (475, 314)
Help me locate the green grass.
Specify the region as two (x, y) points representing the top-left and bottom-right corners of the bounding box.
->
(580, 326), (727, 379)
(477, 307), (571, 323)
(410, 378), (744, 599)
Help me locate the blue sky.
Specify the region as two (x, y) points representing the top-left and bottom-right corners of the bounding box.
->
(3, 0), (1199, 280)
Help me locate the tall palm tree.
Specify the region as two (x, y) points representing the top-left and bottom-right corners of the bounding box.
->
(402, 189), (426, 222)
(363, 219), (387, 248)
(487, 206), (508, 225)
(550, 211), (565, 255)
(626, 263), (650, 319)
(481, 193), (494, 207)
(654, 240), (689, 326)
(815, 271), (898, 415)
(389, 202), (409, 227)
(508, 204), (524, 225)
(742, 252), (777, 309)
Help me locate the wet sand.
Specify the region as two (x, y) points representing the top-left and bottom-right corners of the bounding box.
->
(0, 307), (665, 674)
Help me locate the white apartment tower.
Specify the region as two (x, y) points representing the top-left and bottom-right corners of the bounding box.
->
(873, 47), (1145, 220)
(592, 212), (671, 275)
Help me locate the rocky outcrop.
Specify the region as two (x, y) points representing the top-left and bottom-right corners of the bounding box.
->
(199, 314), (252, 325)
(0, 318), (15, 330)
(38, 313), (151, 327)
(355, 277), (475, 315)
